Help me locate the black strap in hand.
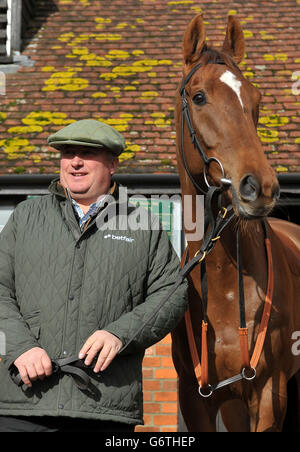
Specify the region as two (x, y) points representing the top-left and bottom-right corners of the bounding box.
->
(10, 355), (93, 391)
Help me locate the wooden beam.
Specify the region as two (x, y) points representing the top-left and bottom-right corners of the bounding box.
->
(11, 0), (22, 52)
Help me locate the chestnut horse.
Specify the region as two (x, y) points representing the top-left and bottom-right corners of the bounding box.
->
(171, 14), (300, 432)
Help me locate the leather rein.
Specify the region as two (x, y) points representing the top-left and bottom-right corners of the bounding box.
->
(179, 62), (274, 397)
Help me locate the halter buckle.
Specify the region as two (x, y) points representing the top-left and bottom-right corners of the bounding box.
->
(182, 95), (188, 110)
(199, 384), (213, 398)
(242, 367), (256, 381)
(219, 207), (228, 219)
(194, 250), (206, 263)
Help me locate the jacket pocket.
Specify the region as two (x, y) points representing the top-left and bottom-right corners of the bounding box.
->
(23, 311), (41, 340)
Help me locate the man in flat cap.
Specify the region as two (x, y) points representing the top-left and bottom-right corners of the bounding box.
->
(0, 119), (187, 432)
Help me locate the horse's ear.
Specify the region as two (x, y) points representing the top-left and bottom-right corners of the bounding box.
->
(183, 14), (206, 65)
(222, 15), (245, 64)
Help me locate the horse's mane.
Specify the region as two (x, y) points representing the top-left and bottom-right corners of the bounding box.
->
(200, 44), (242, 74)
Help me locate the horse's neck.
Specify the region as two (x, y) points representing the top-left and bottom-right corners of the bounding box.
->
(180, 178), (267, 271)
(218, 219), (266, 271)
(185, 197), (266, 274)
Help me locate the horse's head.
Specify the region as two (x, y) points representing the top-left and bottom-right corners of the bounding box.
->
(176, 14), (280, 220)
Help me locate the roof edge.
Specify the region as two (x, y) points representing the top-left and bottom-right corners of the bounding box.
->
(0, 173), (299, 195)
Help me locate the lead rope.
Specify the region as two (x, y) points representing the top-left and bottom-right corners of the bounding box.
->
(237, 226), (251, 370)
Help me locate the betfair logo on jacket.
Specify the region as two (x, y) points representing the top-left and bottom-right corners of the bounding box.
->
(104, 234), (135, 243)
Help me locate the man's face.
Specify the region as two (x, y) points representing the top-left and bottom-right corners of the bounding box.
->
(60, 146), (118, 203)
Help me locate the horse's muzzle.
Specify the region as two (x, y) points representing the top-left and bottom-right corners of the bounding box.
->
(239, 174), (280, 204)
(230, 174), (280, 219)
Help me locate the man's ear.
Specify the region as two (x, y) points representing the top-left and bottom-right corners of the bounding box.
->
(222, 15), (245, 64)
(183, 14), (207, 66)
(110, 157), (119, 175)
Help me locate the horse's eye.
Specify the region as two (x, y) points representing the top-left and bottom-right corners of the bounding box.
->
(193, 91), (207, 106)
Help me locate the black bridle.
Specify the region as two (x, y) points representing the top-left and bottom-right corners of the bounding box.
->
(180, 63), (232, 196)
(179, 62), (235, 257)
(179, 63), (266, 396)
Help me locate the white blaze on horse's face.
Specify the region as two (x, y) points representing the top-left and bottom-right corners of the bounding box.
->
(220, 70), (244, 110)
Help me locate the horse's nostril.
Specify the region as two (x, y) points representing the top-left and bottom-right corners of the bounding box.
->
(240, 175), (261, 202)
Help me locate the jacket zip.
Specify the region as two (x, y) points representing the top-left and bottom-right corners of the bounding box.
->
(60, 243), (77, 356)
(57, 240), (77, 411)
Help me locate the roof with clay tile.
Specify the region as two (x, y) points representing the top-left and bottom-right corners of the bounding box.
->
(0, 0), (299, 175)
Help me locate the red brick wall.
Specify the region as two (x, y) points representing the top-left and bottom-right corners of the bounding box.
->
(135, 334), (179, 432)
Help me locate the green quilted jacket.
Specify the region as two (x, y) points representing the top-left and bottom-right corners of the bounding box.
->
(0, 179), (187, 425)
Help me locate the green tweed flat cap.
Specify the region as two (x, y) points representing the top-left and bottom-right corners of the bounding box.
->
(47, 119), (126, 156)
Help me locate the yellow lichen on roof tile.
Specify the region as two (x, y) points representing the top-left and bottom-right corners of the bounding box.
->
(190, 6), (202, 12)
(132, 50), (145, 56)
(106, 50), (131, 60)
(0, 138), (35, 160)
(259, 115), (290, 127)
(2, 112), (75, 161)
(145, 113), (171, 128)
(243, 30), (253, 39)
(140, 91), (159, 99)
(82, 56), (113, 67)
(264, 54), (288, 62)
(43, 70), (89, 91)
(168, 1), (194, 4)
(257, 128), (279, 143)
(22, 111), (75, 126)
(124, 86), (137, 91)
(243, 71), (255, 79)
(67, 47), (89, 56)
(8, 126), (43, 134)
(92, 92), (107, 98)
(276, 166), (289, 173)
(259, 31), (275, 40)
(120, 142), (141, 163)
(95, 114), (134, 132)
(95, 18), (112, 24)
(58, 32), (75, 42)
(42, 66), (56, 72)
(95, 34), (122, 41)
(100, 58), (173, 80)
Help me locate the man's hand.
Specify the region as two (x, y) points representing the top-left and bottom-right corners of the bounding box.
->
(14, 347), (52, 388)
(79, 330), (122, 373)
